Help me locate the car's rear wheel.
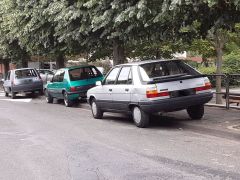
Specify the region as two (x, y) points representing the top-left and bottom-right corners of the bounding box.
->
(45, 90), (53, 103)
(4, 91), (9, 97)
(10, 90), (16, 99)
(91, 98), (103, 119)
(187, 104), (204, 120)
(63, 92), (73, 107)
(132, 106), (149, 128)
(31, 91), (36, 98)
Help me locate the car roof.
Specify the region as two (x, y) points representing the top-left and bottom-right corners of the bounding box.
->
(13, 68), (36, 71)
(116, 59), (182, 67)
(63, 65), (96, 70)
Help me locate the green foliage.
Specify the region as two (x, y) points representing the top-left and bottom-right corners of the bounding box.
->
(0, 0), (240, 67)
(223, 51), (240, 74)
(197, 66), (216, 75)
(189, 39), (215, 58)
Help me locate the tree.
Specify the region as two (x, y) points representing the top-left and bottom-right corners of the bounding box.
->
(0, 0), (30, 68)
(0, 0), (71, 69)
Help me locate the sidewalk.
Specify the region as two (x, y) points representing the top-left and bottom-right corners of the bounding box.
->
(164, 106), (240, 141)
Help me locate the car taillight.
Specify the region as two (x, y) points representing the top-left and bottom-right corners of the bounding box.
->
(146, 86), (169, 98)
(70, 86), (76, 92)
(195, 82), (212, 92)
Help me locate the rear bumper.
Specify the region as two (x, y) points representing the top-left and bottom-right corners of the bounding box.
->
(67, 84), (96, 98)
(67, 90), (87, 98)
(139, 92), (213, 113)
(12, 83), (43, 93)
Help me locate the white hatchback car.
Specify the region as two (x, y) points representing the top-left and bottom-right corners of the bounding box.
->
(87, 59), (213, 128)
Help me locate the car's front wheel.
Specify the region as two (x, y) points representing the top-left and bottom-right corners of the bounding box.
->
(187, 104), (204, 120)
(132, 106), (149, 128)
(91, 98), (103, 119)
(45, 90), (53, 103)
(63, 92), (73, 107)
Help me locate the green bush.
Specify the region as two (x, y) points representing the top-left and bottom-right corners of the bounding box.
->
(223, 51), (240, 87)
(223, 51), (240, 74)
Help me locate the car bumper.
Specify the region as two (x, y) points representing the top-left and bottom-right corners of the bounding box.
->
(139, 92), (213, 113)
(12, 83), (43, 93)
(67, 91), (87, 99)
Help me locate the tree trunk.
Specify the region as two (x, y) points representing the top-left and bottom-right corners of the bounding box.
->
(202, 56), (209, 67)
(19, 52), (30, 68)
(3, 59), (10, 76)
(56, 53), (65, 69)
(215, 32), (225, 104)
(156, 49), (161, 59)
(21, 58), (28, 68)
(113, 38), (126, 66)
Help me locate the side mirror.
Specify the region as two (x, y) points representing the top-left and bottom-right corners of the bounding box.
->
(1, 79), (4, 82)
(96, 81), (102, 86)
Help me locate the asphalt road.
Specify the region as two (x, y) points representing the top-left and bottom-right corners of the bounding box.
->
(0, 94), (240, 180)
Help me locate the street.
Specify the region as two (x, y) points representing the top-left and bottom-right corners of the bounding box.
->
(0, 93), (240, 180)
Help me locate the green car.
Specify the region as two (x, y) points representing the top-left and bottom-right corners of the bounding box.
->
(44, 65), (104, 107)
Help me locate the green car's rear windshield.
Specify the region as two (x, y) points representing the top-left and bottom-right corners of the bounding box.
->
(69, 66), (102, 81)
(139, 60), (199, 82)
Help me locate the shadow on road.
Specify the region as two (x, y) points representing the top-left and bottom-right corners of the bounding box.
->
(102, 112), (192, 130)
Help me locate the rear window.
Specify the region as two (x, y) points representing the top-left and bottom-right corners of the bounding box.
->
(139, 60), (198, 82)
(15, 69), (37, 79)
(69, 66), (102, 81)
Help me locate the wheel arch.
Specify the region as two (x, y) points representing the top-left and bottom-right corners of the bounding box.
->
(89, 95), (96, 104)
(128, 103), (139, 111)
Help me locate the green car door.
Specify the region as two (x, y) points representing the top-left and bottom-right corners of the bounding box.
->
(47, 69), (65, 98)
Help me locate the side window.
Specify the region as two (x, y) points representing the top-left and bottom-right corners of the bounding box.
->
(116, 67), (132, 85)
(104, 67), (120, 85)
(52, 71), (60, 82)
(59, 71), (65, 82)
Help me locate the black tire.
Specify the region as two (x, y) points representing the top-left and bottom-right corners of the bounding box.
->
(187, 104), (204, 120)
(4, 91), (9, 97)
(90, 98), (103, 119)
(10, 89), (16, 99)
(132, 106), (149, 128)
(45, 89), (53, 103)
(63, 92), (73, 107)
(31, 91), (36, 98)
(39, 89), (44, 96)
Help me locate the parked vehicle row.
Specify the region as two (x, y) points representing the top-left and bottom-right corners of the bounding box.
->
(2, 60), (213, 128)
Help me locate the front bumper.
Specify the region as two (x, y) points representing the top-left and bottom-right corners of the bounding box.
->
(139, 92), (213, 113)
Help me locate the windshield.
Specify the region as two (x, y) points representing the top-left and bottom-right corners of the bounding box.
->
(139, 60), (198, 82)
(69, 66), (102, 81)
(15, 69), (37, 79)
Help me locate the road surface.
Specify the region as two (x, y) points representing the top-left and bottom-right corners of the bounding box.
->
(0, 94), (240, 180)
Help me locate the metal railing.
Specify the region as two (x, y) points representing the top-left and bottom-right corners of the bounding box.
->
(205, 74), (240, 109)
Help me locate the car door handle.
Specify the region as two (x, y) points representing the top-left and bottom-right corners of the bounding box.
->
(109, 89), (112, 92)
(125, 88), (129, 92)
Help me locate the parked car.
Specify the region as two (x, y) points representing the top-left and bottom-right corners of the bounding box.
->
(2, 68), (43, 99)
(44, 65), (104, 107)
(37, 69), (55, 84)
(87, 59), (213, 128)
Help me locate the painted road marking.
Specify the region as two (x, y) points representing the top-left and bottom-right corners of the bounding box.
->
(0, 99), (32, 103)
